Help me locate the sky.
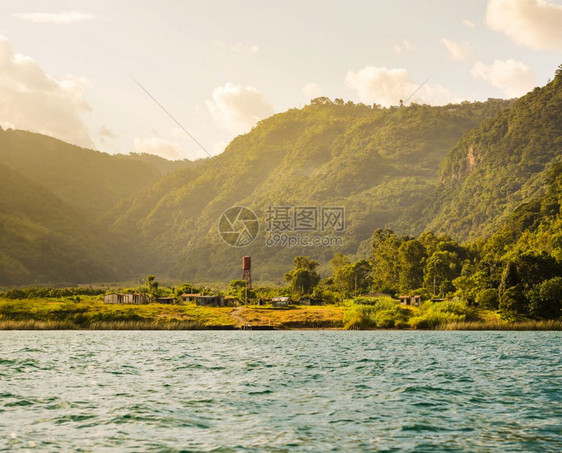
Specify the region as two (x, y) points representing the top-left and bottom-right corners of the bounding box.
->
(0, 0), (561, 160)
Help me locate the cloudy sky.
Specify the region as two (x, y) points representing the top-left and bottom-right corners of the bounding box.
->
(0, 0), (561, 160)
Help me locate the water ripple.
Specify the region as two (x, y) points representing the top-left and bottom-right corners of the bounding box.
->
(0, 331), (561, 451)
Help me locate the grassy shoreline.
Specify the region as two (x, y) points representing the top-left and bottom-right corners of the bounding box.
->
(0, 298), (560, 331)
(0, 318), (560, 332)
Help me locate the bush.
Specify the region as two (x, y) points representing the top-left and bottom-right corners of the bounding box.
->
(344, 299), (410, 329)
(527, 277), (562, 319)
(374, 310), (396, 328)
(343, 305), (377, 329)
(476, 288), (499, 309)
(427, 300), (468, 316)
(353, 296), (396, 309)
(409, 311), (465, 329)
(408, 299), (468, 329)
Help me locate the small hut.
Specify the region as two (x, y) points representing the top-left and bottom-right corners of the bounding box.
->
(181, 293), (201, 303)
(157, 296), (176, 304)
(271, 296), (290, 307)
(298, 297), (324, 306)
(195, 295), (226, 307)
(399, 295), (421, 307)
(104, 293), (150, 304)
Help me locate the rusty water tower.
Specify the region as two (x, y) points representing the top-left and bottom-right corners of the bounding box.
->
(242, 256), (252, 289)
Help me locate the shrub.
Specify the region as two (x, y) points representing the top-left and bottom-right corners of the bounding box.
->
(427, 300), (467, 316)
(476, 288), (499, 309)
(527, 277), (562, 319)
(344, 299), (410, 329)
(409, 311), (465, 329)
(343, 305), (377, 329)
(374, 310), (396, 328)
(408, 299), (469, 329)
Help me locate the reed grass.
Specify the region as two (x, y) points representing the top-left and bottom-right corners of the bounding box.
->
(0, 319), (233, 330)
(437, 320), (562, 331)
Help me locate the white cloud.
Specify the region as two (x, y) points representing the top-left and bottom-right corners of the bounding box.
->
(0, 35), (92, 147)
(216, 41), (259, 54)
(13, 11), (95, 24)
(206, 82), (274, 134)
(441, 38), (472, 60)
(302, 82), (323, 99)
(392, 39), (417, 54)
(97, 126), (116, 145)
(471, 59), (536, 97)
(345, 66), (453, 106)
(133, 137), (186, 160)
(462, 19), (476, 28)
(98, 126), (116, 138)
(486, 0), (562, 50)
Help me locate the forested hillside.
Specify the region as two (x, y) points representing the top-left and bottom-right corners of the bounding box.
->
(417, 69), (562, 239)
(359, 160), (562, 321)
(109, 98), (511, 281)
(0, 128), (191, 218)
(0, 165), (124, 284)
(0, 129), (192, 285)
(1, 67), (561, 286)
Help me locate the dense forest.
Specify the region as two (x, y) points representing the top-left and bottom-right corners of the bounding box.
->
(0, 67), (560, 295)
(107, 96), (513, 281)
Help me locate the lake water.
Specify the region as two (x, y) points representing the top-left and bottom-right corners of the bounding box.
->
(1, 331), (561, 451)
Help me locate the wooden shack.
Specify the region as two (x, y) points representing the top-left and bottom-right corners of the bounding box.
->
(399, 295), (421, 307)
(104, 293), (123, 304)
(157, 296), (176, 304)
(298, 297), (324, 306)
(181, 293), (201, 303)
(104, 293), (150, 304)
(271, 296), (290, 307)
(195, 295), (226, 307)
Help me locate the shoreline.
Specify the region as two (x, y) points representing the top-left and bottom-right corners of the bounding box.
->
(0, 319), (560, 331)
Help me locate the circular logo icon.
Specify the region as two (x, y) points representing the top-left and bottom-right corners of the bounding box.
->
(218, 206), (259, 247)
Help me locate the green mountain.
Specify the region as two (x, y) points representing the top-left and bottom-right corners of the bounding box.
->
(417, 70), (562, 240)
(0, 128), (193, 285)
(0, 128), (191, 218)
(109, 98), (512, 281)
(2, 67), (560, 286)
(0, 164), (121, 284)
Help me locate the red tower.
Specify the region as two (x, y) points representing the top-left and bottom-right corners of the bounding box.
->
(242, 256), (252, 289)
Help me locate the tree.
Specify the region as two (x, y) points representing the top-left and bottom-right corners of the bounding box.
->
(512, 252), (560, 289)
(285, 256), (321, 295)
(229, 279), (256, 303)
(175, 283), (199, 297)
(330, 252), (350, 272)
(498, 261), (519, 299)
(527, 277), (562, 319)
(499, 285), (526, 319)
(398, 239), (426, 291)
(144, 274), (161, 299)
(423, 251), (460, 296)
(371, 229), (402, 292)
(333, 258), (372, 295)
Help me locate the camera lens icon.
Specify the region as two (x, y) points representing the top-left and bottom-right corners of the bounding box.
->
(218, 206), (259, 247)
